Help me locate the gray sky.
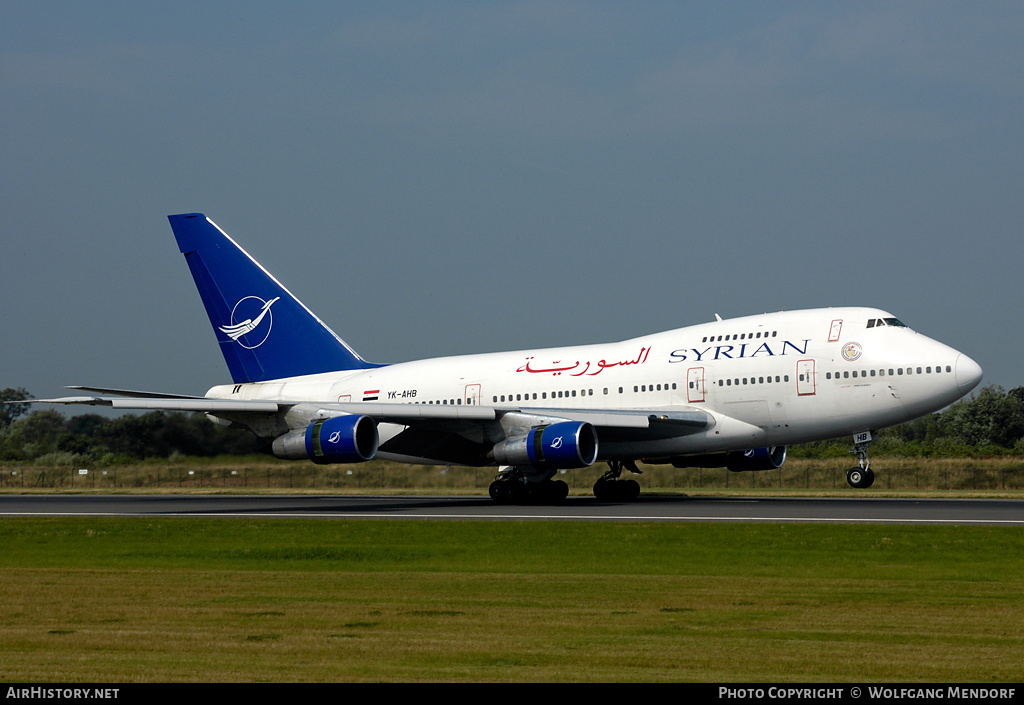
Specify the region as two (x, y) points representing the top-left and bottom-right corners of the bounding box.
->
(3, 1), (1022, 402)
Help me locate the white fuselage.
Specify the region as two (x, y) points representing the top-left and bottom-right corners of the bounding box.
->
(207, 307), (982, 463)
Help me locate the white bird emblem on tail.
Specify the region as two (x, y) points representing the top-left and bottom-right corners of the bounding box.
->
(219, 296), (280, 341)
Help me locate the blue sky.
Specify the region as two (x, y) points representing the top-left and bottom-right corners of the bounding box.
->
(2, 2), (1022, 401)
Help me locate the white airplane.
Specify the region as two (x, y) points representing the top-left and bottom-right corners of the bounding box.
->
(38, 213), (983, 502)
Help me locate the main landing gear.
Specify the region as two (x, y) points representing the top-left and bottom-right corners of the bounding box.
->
(593, 460), (642, 502)
(488, 466), (569, 504)
(847, 431), (876, 489)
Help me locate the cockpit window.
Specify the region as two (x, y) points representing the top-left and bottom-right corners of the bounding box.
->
(867, 317), (908, 328)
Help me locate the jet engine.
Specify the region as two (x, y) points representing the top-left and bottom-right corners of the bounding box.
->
(670, 446), (787, 472)
(272, 415), (379, 464)
(492, 421), (598, 470)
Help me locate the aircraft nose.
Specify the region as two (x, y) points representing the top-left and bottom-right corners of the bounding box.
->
(955, 354), (983, 396)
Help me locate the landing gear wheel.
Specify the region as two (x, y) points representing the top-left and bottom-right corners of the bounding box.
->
(846, 467), (876, 489)
(847, 467), (865, 488)
(489, 480), (512, 502)
(489, 477), (568, 505)
(542, 480), (569, 503)
(593, 460), (643, 502)
(593, 477), (641, 503)
(624, 479), (640, 501)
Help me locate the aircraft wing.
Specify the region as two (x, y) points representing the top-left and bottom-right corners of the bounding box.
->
(34, 389), (709, 429)
(29, 390), (713, 466)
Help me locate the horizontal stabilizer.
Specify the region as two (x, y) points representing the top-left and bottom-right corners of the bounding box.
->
(30, 395), (280, 413)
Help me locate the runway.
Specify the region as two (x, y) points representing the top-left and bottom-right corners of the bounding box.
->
(1, 494), (1021, 525)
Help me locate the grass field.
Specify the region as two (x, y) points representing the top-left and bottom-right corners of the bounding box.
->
(4, 455), (1023, 493)
(1, 518), (1022, 682)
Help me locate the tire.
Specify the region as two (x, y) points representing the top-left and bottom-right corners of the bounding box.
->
(847, 468), (862, 488)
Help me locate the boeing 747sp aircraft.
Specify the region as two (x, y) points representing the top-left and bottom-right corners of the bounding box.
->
(35, 214), (983, 502)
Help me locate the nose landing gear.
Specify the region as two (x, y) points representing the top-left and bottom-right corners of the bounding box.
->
(847, 431), (877, 489)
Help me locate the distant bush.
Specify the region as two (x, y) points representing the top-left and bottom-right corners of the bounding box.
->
(0, 408), (266, 464)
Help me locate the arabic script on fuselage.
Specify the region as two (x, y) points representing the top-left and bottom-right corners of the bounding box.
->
(515, 347), (651, 376)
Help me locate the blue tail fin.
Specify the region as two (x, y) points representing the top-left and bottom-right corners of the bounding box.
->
(168, 213), (380, 383)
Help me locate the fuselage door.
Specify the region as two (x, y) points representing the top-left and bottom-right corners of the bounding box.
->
(797, 359), (816, 396)
(829, 320), (843, 342)
(464, 383), (481, 406)
(687, 367), (705, 403)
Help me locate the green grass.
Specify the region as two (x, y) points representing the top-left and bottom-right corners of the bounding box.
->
(5, 455), (1023, 493)
(1, 518), (1022, 682)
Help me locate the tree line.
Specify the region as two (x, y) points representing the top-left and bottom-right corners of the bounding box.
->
(1, 387), (264, 464)
(2, 384), (1023, 465)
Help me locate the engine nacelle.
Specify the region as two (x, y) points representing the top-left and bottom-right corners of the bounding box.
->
(272, 415), (379, 464)
(670, 446), (787, 472)
(493, 421), (598, 470)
